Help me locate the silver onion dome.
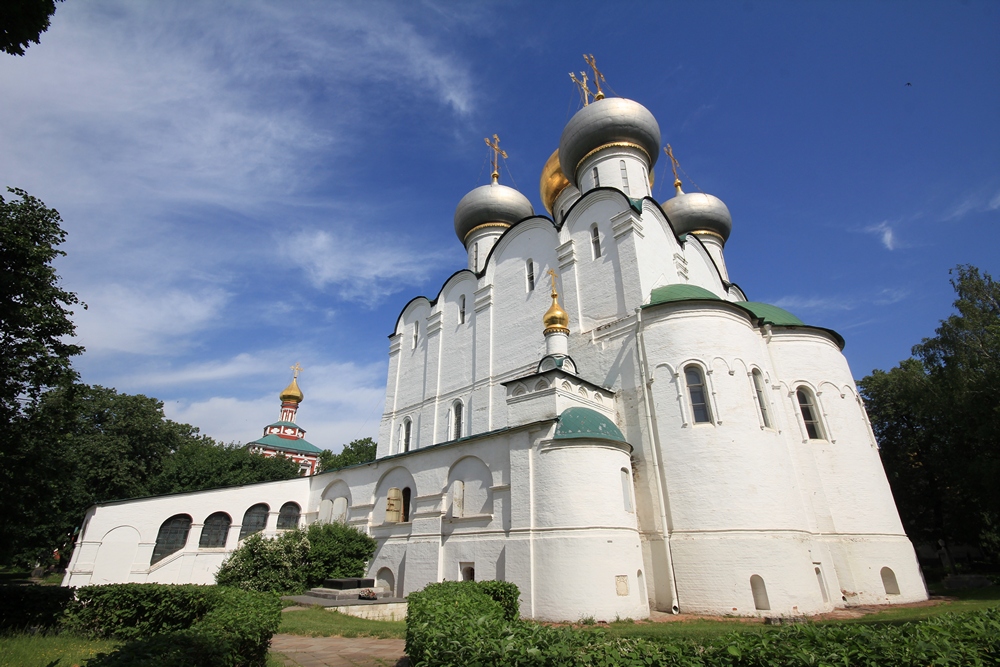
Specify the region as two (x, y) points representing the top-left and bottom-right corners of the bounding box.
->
(558, 98), (661, 187)
(661, 191), (733, 242)
(453, 182), (534, 244)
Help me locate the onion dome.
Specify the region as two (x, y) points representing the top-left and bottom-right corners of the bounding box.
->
(280, 376), (303, 404)
(661, 185), (733, 242)
(453, 182), (534, 244)
(558, 97), (661, 187)
(543, 286), (570, 335)
(539, 149), (571, 215)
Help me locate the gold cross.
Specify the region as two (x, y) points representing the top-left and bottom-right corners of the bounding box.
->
(583, 54), (605, 101)
(664, 144), (683, 191)
(569, 71), (593, 106)
(290, 362), (303, 379)
(547, 269), (559, 297)
(484, 134), (507, 183)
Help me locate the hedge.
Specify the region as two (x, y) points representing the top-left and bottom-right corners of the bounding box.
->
(405, 581), (1000, 667)
(64, 584), (282, 667)
(0, 584), (75, 631)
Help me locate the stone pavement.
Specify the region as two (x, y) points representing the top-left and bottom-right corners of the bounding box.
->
(270, 634), (408, 667)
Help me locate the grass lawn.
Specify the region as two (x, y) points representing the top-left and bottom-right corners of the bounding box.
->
(0, 633), (120, 667)
(279, 607), (406, 639)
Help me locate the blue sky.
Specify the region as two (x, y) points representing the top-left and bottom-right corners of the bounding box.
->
(1, 1), (997, 452)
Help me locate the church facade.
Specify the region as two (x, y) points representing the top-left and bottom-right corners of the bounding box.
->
(63, 84), (927, 620)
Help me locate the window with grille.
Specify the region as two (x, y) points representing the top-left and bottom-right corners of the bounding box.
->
(277, 502), (300, 530)
(239, 504), (269, 540)
(151, 514), (192, 565)
(459, 295), (466, 324)
(526, 259), (535, 291)
(453, 401), (463, 439)
(685, 366), (712, 423)
(198, 512), (231, 549)
(591, 225), (601, 258)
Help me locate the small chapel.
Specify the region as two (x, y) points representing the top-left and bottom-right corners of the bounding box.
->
(245, 364), (322, 476)
(63, 60), (927, 620)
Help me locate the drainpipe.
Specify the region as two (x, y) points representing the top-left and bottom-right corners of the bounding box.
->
(635, 306), (681, 613)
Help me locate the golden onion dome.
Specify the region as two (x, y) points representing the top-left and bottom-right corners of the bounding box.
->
(280, 377), (304, 404)
(539, 149), (571, 215)
(543, 291), (570, 335)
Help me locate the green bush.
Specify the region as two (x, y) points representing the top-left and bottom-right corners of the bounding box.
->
(62, 584), (281, 667)
(302, 522), (377, 588)
(0, 584), (75, 631)
(215, 523), (377, 594)
(475, 580), (520, 621)
(406, 581), (1000, 667)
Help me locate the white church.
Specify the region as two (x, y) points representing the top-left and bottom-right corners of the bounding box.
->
(63, 72), (928, 620)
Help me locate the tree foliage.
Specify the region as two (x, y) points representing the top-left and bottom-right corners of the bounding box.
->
(319, 437), (376, 472)
(859, 265), (1000, 555)
(151, 438), (299, 495)
(0, 0), (62, 56)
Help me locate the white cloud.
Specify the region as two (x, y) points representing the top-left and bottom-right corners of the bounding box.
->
(287, 228), (449, 303)
(865, 221), (896, 250)
(988, 191), (1000, 211)
(73, 284), (229, 355)
(772, 295), (856, 312)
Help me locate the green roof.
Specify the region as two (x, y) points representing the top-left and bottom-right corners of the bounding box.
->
(554, 407), (627, 443)
(249, 434), (322, 454)
(266, 420), (302, 429)
(735, 301), (804, 326)
(646, 284), (721, 307)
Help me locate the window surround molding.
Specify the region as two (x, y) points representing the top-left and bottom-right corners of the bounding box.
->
(749, 368), (774, 430)
(677, 361), (719, 427)
(792, 384), (831, 443)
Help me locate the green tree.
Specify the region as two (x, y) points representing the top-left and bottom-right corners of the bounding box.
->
(860, 265), (1000, 556)
(1, 0), (63, 56)
(150, 439), (300, 495)
(319, 437), (376, 472)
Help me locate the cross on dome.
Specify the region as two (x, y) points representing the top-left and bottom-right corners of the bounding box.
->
(484, 134), (507, 183)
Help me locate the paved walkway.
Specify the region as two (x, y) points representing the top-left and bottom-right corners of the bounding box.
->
(270, 634), (408, 667)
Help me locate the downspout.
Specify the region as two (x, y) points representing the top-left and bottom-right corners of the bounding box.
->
(635, 306), (680, 613)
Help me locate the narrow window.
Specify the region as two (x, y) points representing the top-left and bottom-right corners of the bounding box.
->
(591, 225), (601, 259)
(401, 487), (412, 522)
(473, 242), (479, 272)
(198, 512), (231, 549)
(452, 479), (465, 518)
(402, 418), (411, 452)
(685, 366), (712, 423)
(880, 567), (900, 595)
(276, 502), (301, 530)
(750, 575), (770, 610)
(797, 388), (824, 439)
(642, 166), (650, 195)
(453, 401), (463, 439)
(151, 514), (192, 565)
(620, 468), (633, 512)
(815, 566), (829, 603)
(239, 504), (269, 540)
(619, 160), (630, 195)
(459, 295), (466, 324)
(592, 166), (600, 187)
(385, 487), (402, 523)
(412, 322), (419, 349)
(526, 259), (535, 291)
(752, 370), (771, 428)
(461, 564), (475, 581)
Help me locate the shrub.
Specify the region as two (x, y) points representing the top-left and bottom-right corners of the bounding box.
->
(62, 583), (281, 667)
(0, 584), (75, 631)
(302, 522), (377, 588)
(215, 523), (377, 594)
(215, 531), (310, 594)
(475, 580), (520, 621)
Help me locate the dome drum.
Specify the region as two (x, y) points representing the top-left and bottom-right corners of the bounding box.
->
(454, 183), (534, 246)
(575, 144), (652, 198)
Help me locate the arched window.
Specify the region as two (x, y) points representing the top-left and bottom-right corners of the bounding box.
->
(591, 225), (601, 259)
(277, 502), (301, 530)
(412, 322), (419, 349)
(461, 564), (475, 581)
(684, 365), (712, 423)
(619, 160), (630, 195)
(198, 512), (231, 549)
(459, 295), (466, 324)
(451, 479), (465, 518)
(620, 468), (633, 512)
(752, 369), (771, 428)
(151, 514), (192, 565)
(592, 166), (600, 187)
(880, 567), (900, 595)
(239, 504), (269, 540)
(526, 259), (535, 291)
(750, 575), (770, 610)
(401, 487), (412, 522)
(452, 401), (463, 440)
(473, 242), (479, 272)
(385, 487), (402, 523)
(797, 388), (824, 439)
(401, 418), (412, 453)
(815, 566), (829, 603)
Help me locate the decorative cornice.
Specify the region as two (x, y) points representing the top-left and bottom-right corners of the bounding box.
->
(463, 221), (510, 243)
(576, 141), (651, 174)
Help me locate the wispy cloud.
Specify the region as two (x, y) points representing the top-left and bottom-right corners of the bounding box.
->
(945, 187), (1000, 221)
(772, 295), (857, 311)
(286, 228), (450, 303)
(865, 221), (897, 250)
